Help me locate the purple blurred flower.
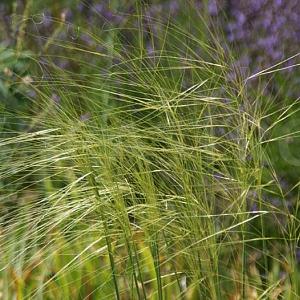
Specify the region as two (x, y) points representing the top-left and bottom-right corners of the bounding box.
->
(250, 202), (258, 212)
(208, 0), (218, 16)
(51, 93), (60, 105)
(274, 0), (283, 6)
(146, 42), (155, 57)
(270, 198), (281, 207)
(168, 0), (180, 14)
(80, 112), (91, 122)
(56, 58), (69, 69)
(41, 10), (52, 28)
(236, 12), (246, 25)
(213, 172), (224, 180)
(27, 90), (37, 99)
(77, 3), (85, 13)
(80, 33), (95, 47)
(257, 36), (277, 49)
(94, 3), (104, 14)
(225, 0), (300, 69)
(61, 8), (73, 22)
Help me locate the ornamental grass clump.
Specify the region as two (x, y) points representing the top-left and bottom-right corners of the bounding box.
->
(0, 4), (299, 299)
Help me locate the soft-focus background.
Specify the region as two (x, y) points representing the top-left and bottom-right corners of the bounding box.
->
(1, 1), (300, 299)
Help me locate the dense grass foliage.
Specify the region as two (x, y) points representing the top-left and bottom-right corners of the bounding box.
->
(1, 1), (299, 299)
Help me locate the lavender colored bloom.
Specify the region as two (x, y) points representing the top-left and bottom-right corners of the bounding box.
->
(274, 0), (283, 6)
(250, 0), (266, 11)
(94, 3), (104, 14)
(213, 172), (224, 180)
(257, 36), (277, 49)
(194, 1), (203, 10)
(77, 3), (85, 13)
(102, 9), (114, 21)
(61, 8), (73, 22)
(235, 12), (246, 25)
(91, 3), (125, 25)
(80, 112), (91, 122)
(250, 202), (258, 212)
(80, 33), (95, 47)
(261, 17), (272, 29)
(149, 4), (163, 16)
(270, 198), (281, 207)
(224, 0), (300, 70)
(27, 90), (37, 99)
(51, 93), (60, 105)
(208, 0), (218, 16)
(168, 0), (180, 14)
(41, 11), (52, 28)
(279, 178), (289, 190)
(146, 42), (155, 57)
(270, 50), (282, 60)
(56, 58), (69, 69)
